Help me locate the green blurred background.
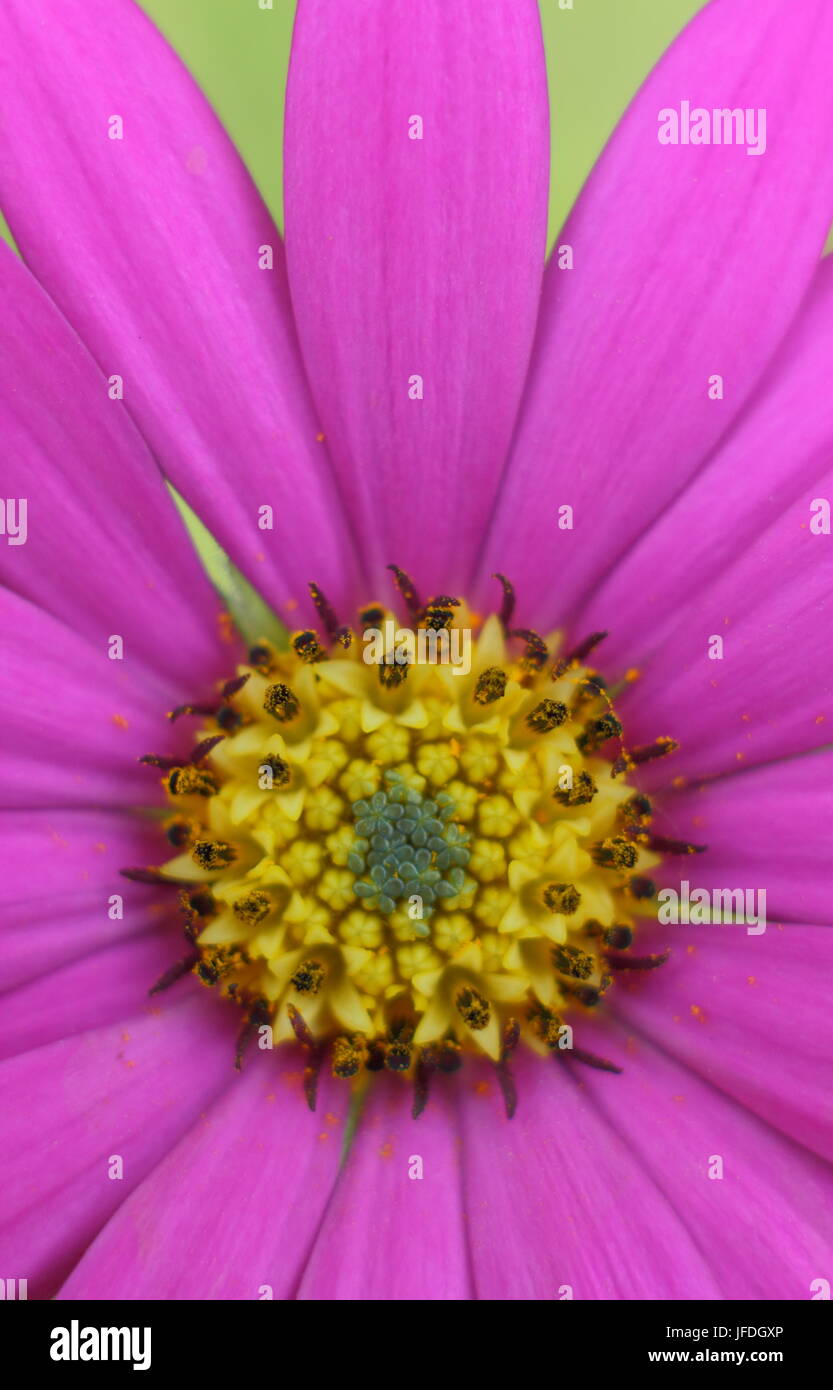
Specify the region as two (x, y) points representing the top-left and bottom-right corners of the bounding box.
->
(139, 0), (705, 248)
(1, 0), (707, 253)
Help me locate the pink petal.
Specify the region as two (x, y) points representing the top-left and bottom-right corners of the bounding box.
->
(0, 809), (170, 993)
(577, 256), (833, 672)
(0, 588), (176, 808)
(561, 1019), (833, 1299)
(0, 0), (359, 615)
(608, 921), (833, 1163)
(0, 809), (161, 913)
(457, 1053), (720, 1299)
(612, 472), (833, 781)
(0, 246), (232, 696)
(297, 1072), (472, 1300)
(0, 996), (238, 1298)
(59, 1053), (349, 1300)
(0, 928), (182, 1061)
(651, 752), (833, 925)
(284, 0), (549, 593)
(478, 0), (833, 626)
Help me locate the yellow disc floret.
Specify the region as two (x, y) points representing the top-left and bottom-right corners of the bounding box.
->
(140, 580), (677, 1115)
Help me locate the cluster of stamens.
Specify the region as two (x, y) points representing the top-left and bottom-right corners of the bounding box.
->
(128, 571), (698, 1116)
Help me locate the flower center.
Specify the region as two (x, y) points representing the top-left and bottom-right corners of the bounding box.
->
(133, 572), (692, 1116)
(348, 774), (470, 931)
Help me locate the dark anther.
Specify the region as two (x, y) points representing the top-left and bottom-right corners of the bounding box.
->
(263, 682), (300, 722)
(168, 677), (250, 724)
(437, 1038), (463, 1072)
(553, 771), (597, 807)
(473, 666), (508, 705)
(412, 1046), (438, 1118)
(422, 606), (454, 632)
(603, 924), (633, 950)
(181, 887), (214, 916)
(167, 766), (218, 797)
(287, 1004), (323, 1110)
(528, 1005), (564, 1050)
(501, 1019), (521, 1058)
(560, 1046), (623, 1075)
(605, 948), (671, 972)
(646, 833), (707, 855)
(196, 950), (226, 987)
(287, 1002), (316, 1049)
(307, 578), (343, 636)
(455, 986), (490, 1030)
(526, 699), (568, 733)
(121, 866), (195, 886)
(385, 1022), (415, 1069)
(247, 643), (275, 673)
(387, 565), (421, 622)
(495, 1018), (521, 1119)
(168, 702), (216, 723)
(630, 736), (679, 764)
(259, 755), (291, 787)
(619, 792), (652, 829)
(232, 890), (271, 926)
(303, 1054), (325, 1110)
(568, 983), (602, 1007)
(542, 882), (582, 915)
(290, 959), (325, 995)
(385, 1039), (412, 1072)
(421, 596), (461, 631)
(509, 627), (548, 672)
(221, 674), (250, 700)
(359, 604), (385, 629)
(592, 836), (639, 870)
(551, 944), (595, 980)
(614, 737), (679, 776)
(628, 876), (657, 900)
(332, 1034), (367, 1079)
(566, 630), (609, 664)
(201, 943), (248, 986)
(216, 705), (243, 733)
(423, 594), (460, 610)
(143, 739), (222, 792)
(190, 734), (225, 764)
(491, 573), (516, 629)
(139, 753), (180, 771)
(577, 713), (623, 753)
(366, 1039), (387, 1072)
(178, 888), (214, 942)
(234, 999), (271, 1071)
(191, 838), (237, 871)
(551, 631), (609, 678)
(494, 1060), (518, 1118)
(292, 629), (327, 664)
(164, 817), (196, 849)
(574, 674), (607, 704)
(149, 951), (199, 995)
(379, 658), (409, 688)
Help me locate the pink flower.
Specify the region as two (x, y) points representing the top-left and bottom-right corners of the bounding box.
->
(1, 0), (831, 1301)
